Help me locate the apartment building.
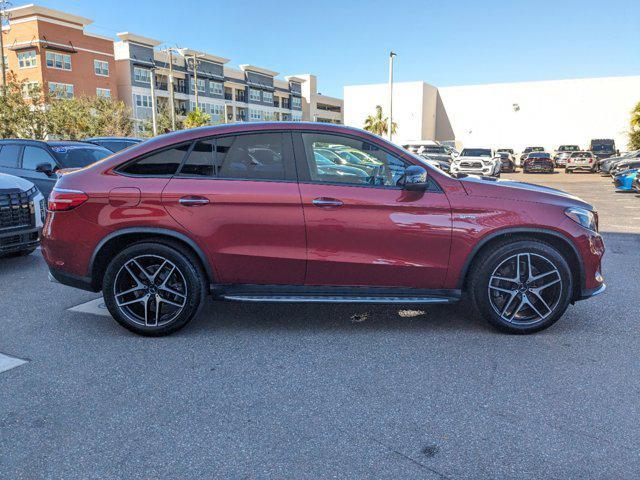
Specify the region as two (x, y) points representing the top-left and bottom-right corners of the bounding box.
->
(114, 32), (333, 132)
(1, 4), (116, 99)
(1, 4), (343, 130)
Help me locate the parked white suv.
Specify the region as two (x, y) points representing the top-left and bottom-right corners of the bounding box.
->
(0, 173), (45, 257)
(450, 148), (501, 177)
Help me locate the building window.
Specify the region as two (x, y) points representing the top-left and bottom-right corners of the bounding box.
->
(22, 81), (39, 97)
(2, 55), (8, 68)
(190, 77), (205, 93)
(262, 91), (273, 104)
(46, 52), (72, 71)
(18, 50), (37, 69)
(134, 94), (152, 108)
(249, 108), (262, 121)
(291, 96), (302, 109)
(249, 88), (261, 102)
(273, 96), (281, 108)
(236, 89), (246, 102)
(292, 112), (302, 121)
(49, 82), (74, 99)
(282, 97), (290, 109)
(210, 81), (223, 95)
(134, 67), (151, 84)
(94, 59), (109, 76)
(317, 103), (341, 113)
(96, 88), (111, 98)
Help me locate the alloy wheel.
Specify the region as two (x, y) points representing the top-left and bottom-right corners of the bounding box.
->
(113, 254), (188, 327)
(487, 253), (562, 325)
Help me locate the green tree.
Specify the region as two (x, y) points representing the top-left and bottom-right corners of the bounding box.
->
(363, 105), (397, 137)
(141, 102), (182, 137)
(184, 108), (211, 129)
(46, 95), (133, 140)
(0, 72), (47, 139)
(629, 100), (640, 150)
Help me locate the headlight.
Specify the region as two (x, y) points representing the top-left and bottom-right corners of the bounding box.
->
(565, 207), (598, 232)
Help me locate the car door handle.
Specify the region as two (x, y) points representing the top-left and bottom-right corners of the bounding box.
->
(179, 196), (210, 206)
(312, 197), (344, 207)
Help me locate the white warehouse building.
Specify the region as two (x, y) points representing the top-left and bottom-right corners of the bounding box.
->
(344, 76), (640, 152)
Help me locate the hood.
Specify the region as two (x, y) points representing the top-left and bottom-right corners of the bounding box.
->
(0, 173), (35, 192)
(458, 175), (593, 210)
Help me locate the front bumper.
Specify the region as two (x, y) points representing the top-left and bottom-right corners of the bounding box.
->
(0, 227), (41, 254)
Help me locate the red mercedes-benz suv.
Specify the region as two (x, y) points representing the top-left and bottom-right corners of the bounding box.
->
(42, 123), (605, 336)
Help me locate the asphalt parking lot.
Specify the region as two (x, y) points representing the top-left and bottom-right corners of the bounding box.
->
(1, 171), (639, 479)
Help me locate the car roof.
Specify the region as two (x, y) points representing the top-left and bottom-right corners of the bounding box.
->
(84, 137), (143, 142)
(48, 141), (106, 147)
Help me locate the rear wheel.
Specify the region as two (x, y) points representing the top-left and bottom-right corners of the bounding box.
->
(102, 242), (206, 336)
(469, 240), (573, 334)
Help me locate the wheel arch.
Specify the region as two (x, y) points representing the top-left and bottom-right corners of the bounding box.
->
(89, 228), (215, 291)
(458, 227), (585, 300)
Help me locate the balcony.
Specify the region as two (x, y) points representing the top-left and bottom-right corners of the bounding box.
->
(235, 92), (246, 102)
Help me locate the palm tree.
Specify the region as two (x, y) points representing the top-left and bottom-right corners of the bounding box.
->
(629, 101), (640, 150)
(363, 105), (397, 137)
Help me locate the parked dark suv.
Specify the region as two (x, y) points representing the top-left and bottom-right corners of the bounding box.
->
(0, 140), (111, 198)
(42, 123), (605, 336)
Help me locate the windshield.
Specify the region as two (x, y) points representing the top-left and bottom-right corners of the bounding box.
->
(422, 146), (447, 154)
(50, 145), (111, 168)
(460, 149), (492, 157)
(529, 153), (551, 158)
(592, 144), (615, 152)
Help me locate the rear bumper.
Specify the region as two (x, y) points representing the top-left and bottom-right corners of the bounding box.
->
(0, 227), (41, 254)
(48, 266), (98, 292)
(566, 164), (595, 171)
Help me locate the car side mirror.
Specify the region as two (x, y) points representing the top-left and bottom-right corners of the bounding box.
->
(399, 165), (428, 191)
(36, 163), (55, 176)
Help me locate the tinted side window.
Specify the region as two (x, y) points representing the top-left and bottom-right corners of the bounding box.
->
(103, 141), (135, 152)
(22, 146), (57, 171)
(216, 133), (284, 180)
(0, 145), (21, 167)
(180, 140), (214, 177)
(301, 133), (408, 187)
(120, 143), (190, 176)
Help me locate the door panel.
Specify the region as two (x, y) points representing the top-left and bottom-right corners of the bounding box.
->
(294, 131), (452, 290)
(163, 179), (306, 285)
(300, 184), (452, 289)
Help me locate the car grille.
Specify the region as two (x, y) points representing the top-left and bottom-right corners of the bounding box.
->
(460, 161), (483, 169)
(0, 188), (36, 230)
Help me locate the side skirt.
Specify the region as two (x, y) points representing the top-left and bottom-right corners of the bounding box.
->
(211, 284), (461, 304)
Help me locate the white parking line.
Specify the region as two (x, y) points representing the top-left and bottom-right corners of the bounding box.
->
(0, 353), (27, 374)
(68, 297), (112, 318)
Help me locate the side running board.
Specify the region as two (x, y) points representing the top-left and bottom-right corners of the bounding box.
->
(219, 294), (459, 304)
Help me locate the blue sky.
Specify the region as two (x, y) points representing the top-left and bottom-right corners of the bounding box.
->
(32, 0), (640, 97)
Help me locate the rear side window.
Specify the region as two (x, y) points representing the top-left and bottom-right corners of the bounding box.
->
(178, 133), (285, 181)
(119, 143), (190, 176)
(0, 145), (21, 167)
(102, 141), (136, 152)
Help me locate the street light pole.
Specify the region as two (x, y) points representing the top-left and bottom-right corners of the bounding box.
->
(149, 68), (158, 136)
(0, 1), (11, 90)
(166, 48), (176, 131)
(388, 51), (396, 142)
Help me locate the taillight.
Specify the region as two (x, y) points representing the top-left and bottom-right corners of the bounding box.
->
(48, 188), (89, 211)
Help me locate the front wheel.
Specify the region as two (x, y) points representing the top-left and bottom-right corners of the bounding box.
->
(102, 242), (206, 336)
(469, 240), (573, 334)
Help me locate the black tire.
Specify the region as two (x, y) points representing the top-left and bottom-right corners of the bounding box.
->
(102, 242), (206, 336)
(469, 239), (573, 334)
